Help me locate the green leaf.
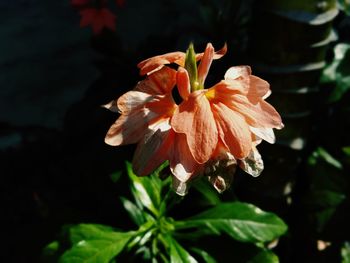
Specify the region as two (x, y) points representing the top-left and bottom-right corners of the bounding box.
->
(175, 202), (287, 243)
(166, 236), (198, 263)
(193, 178), (221, 206)
(59, 234), (132, 263)
(69, 224), (121, 245)
(120, 197), (146, 226)
(126, 162), (162, 217)
(342, 242), (350, 263)
(190, 247), (217, 263)
(60, 225), (135, 263)
(247, 249), (279, 263)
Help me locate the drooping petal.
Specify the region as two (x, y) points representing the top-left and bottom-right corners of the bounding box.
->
(196, 43), (227, 61)
(132, 120), (174, 176)
(250, 126), (276, 144)
(227, 94), (284, 129)
(135, 66), (177, 95)
(105, 108), (157, 146)
(212, 102), (252, 159)
(137, 52), (185, 75)
(239, 147), (264, 177)
(169, 133), (198, 182)
(176, 67), (191, 100)
(198, 43), (214, 85)
(172, 177), (189, 196)
(171, 91), (218, 164)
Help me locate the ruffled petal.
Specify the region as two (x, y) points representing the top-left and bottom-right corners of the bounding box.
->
(132, 120), (174, 176)
(169, 133), (198, 182)
(224, 66), (252, 80)
(176, 67), (191, 100)
(239, 147), (264, 177)
(212, 102), (252, 159)
(135, 66), (177, 95)
(171, 91), (218, 164)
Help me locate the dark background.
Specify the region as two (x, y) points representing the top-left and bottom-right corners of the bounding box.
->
(1, 1), (350, 262)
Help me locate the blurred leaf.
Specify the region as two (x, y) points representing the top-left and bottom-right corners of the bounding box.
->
(59, 233), (132, 263)
(175, 202), (287, 243)
(42, 241), (60, 262)
(308, 147), (342, 169)
(126, 162), (162, 217)
(69, 224), (121, 244)
(338, 0), (350, 15)
(110, 170), (122, 183)
(190, 247), (217, 263)
(166, 235), (198, 263)
(303, 190), (345, 209)
(120, 197), (146, 226)
(321, 43), (350, 102)
(247, 248), (279, 263)
(342, 242), (350, 263)
(342, 146), (350, 156)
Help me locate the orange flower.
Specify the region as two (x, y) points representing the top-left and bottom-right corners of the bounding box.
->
(105, 43), (283, 195)
(104, 67), (199, 194)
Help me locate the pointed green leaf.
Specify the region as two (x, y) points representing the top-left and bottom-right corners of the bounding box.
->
(193, 178), (221, 206)
(166, 236), (198, 263)
(175, 202), (287, 243)
(120, 197), (146, 226)
(126, 162), (162, 216)
(59, 233), (132, 263)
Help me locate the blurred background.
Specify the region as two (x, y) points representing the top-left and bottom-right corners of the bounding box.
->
(1, 0), (350, 262)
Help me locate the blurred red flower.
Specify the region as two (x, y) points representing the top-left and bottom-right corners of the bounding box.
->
(79, 8), (116, 34)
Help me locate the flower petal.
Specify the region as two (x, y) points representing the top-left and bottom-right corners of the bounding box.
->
(239, 147), (264, 177)
(224, 66), (252, 80)
(228, 94), (284, 129)
(171, 91), (218, 163)
(212, 102), (252, 159)
(170, 133), (198, 182)
(117, 91), (154, 114)
(135, 66), (177, 95)
(176, 67), (191, 100)
(249, 126), (276, 144)
(105, 108), (156, 146)
(132, 120), (174, 176)
(137, 52), (185, 75)
(198, 43), (214, 85)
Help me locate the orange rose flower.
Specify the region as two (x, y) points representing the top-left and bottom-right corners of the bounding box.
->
(105, 43), (283, 195)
